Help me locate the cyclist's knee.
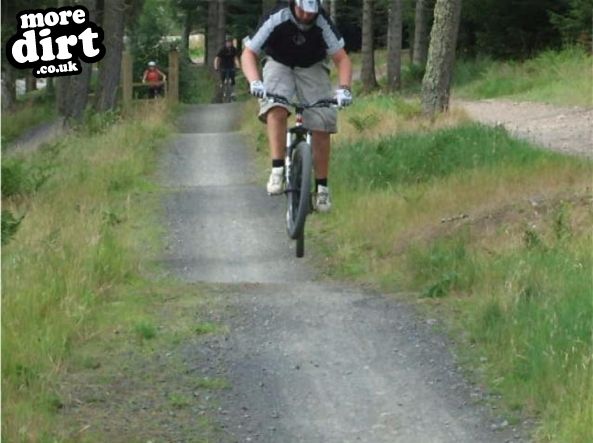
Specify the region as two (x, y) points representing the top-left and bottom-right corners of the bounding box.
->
(266, 106), (289, 121)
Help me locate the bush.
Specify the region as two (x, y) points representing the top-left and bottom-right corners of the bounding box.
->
(179, 62), (216, 104)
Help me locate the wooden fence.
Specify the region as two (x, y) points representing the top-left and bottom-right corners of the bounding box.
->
(120, 50), (179, 105)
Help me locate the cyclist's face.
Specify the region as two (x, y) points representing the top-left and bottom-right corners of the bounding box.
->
(294, 5), (316, 24)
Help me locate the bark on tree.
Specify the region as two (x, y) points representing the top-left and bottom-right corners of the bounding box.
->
(421, 0), (462, 116)
(329, 0), (337, 23)
(360, 0), (378, 92)
(181, 9), (194, 61)
(56, 0), (96, 122)
(95, 0), (126, 112)
(26, 74), (37, 93)
(1, 66), (16, 111)
(206, 0), (218, 70)
(413, 0), (431, 66)
(46, 77), (55, 97)
(387, 0), (402, 91)
(217, 0), (226, 51)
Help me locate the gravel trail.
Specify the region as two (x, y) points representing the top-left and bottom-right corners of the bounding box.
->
(456, 99), (592, 157)
(161, 103), (526, 442)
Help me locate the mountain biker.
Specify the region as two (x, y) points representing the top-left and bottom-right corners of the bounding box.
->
(214, 36), (240, 93)
(241, 0), (352, 213)
(142, 61), (167, 98)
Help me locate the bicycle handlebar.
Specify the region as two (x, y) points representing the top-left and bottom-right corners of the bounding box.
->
(265, 92), (339, 109)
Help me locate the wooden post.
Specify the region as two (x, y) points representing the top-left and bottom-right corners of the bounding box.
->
(121, 51), (133, 106)
(168, 49), (179, 104)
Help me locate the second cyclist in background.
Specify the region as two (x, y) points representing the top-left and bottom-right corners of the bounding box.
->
(214, 36), (241, 98)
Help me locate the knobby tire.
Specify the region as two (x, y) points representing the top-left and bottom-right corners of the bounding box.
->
(286, 141), (312, 245)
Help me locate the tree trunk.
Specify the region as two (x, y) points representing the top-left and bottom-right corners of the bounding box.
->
(329, 0), (337, 23)
(69, 63), (94, 121)
(360, 0), (378, 92)
(46, 77), (55, 98)
(95, 0), (126, 112)
(387, 0), (402, 91)
(181, 9), (194, 61)
(217, 0), (226, 51)
(56, 0), (96, 122)
(26, 74), (37, 93)
(413, 0), (431, 66)
(206, 0), (218, 70)
(421, 0), (462, 116)
(1, 66), (16, 111)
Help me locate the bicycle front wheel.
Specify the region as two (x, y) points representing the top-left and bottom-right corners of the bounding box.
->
(286, 141), (312, 241)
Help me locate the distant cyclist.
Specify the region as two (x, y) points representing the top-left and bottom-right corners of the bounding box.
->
(142, 61), (167, 98)
(214, 36), (241, 92)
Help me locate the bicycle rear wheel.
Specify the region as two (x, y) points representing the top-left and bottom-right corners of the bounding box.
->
(286, 141), (312, 244)
(223, 81), (230, 103)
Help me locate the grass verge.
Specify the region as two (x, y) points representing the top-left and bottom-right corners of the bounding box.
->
(453, 47), (592, 107)
(311, 121), (592, 442)
(347, 47), (591, 107)
(1, 101), (227, 441)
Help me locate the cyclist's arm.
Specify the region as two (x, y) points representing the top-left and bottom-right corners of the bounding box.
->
(332, 48), (352, 89)
(213, 56), (220, 71)
(234, 56), (241, 70)
(142, 70), (147, 83)
(157, 69), (167, 83)
(241, 47), (261, 83)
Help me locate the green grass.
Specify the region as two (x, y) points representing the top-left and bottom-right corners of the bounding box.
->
(350, 47), (592, 107)
(195, 377), (231, 390)
(134, 320), (158, 340)
(404, 213), (593, 443)
(189, 46), (205, 61)
(313, 122), (592, 442)
(194, 321), (223, 335)
(453, 47), (593, 107)
(332, 123), (557, 190)
(1, 102), (173, 440)
(2, 69), (230, 441)
(169, 393), (192, 408)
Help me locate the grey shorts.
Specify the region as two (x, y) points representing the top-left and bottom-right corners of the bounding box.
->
(259, 58), (337, 133)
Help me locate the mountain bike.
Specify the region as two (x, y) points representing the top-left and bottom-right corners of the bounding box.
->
(148, 82), (164, 99)
(266, 93), (338, 257)
(221, 76), (234, 103)
(219, 69), (235, 103)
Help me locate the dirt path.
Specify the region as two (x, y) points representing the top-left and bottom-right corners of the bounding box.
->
(4, 116), (66, 155)
(456, 99), (592, 158)
(160, 103), (527, 442)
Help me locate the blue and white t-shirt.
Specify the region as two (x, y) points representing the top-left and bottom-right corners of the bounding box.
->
(245, 4), (345, 68)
